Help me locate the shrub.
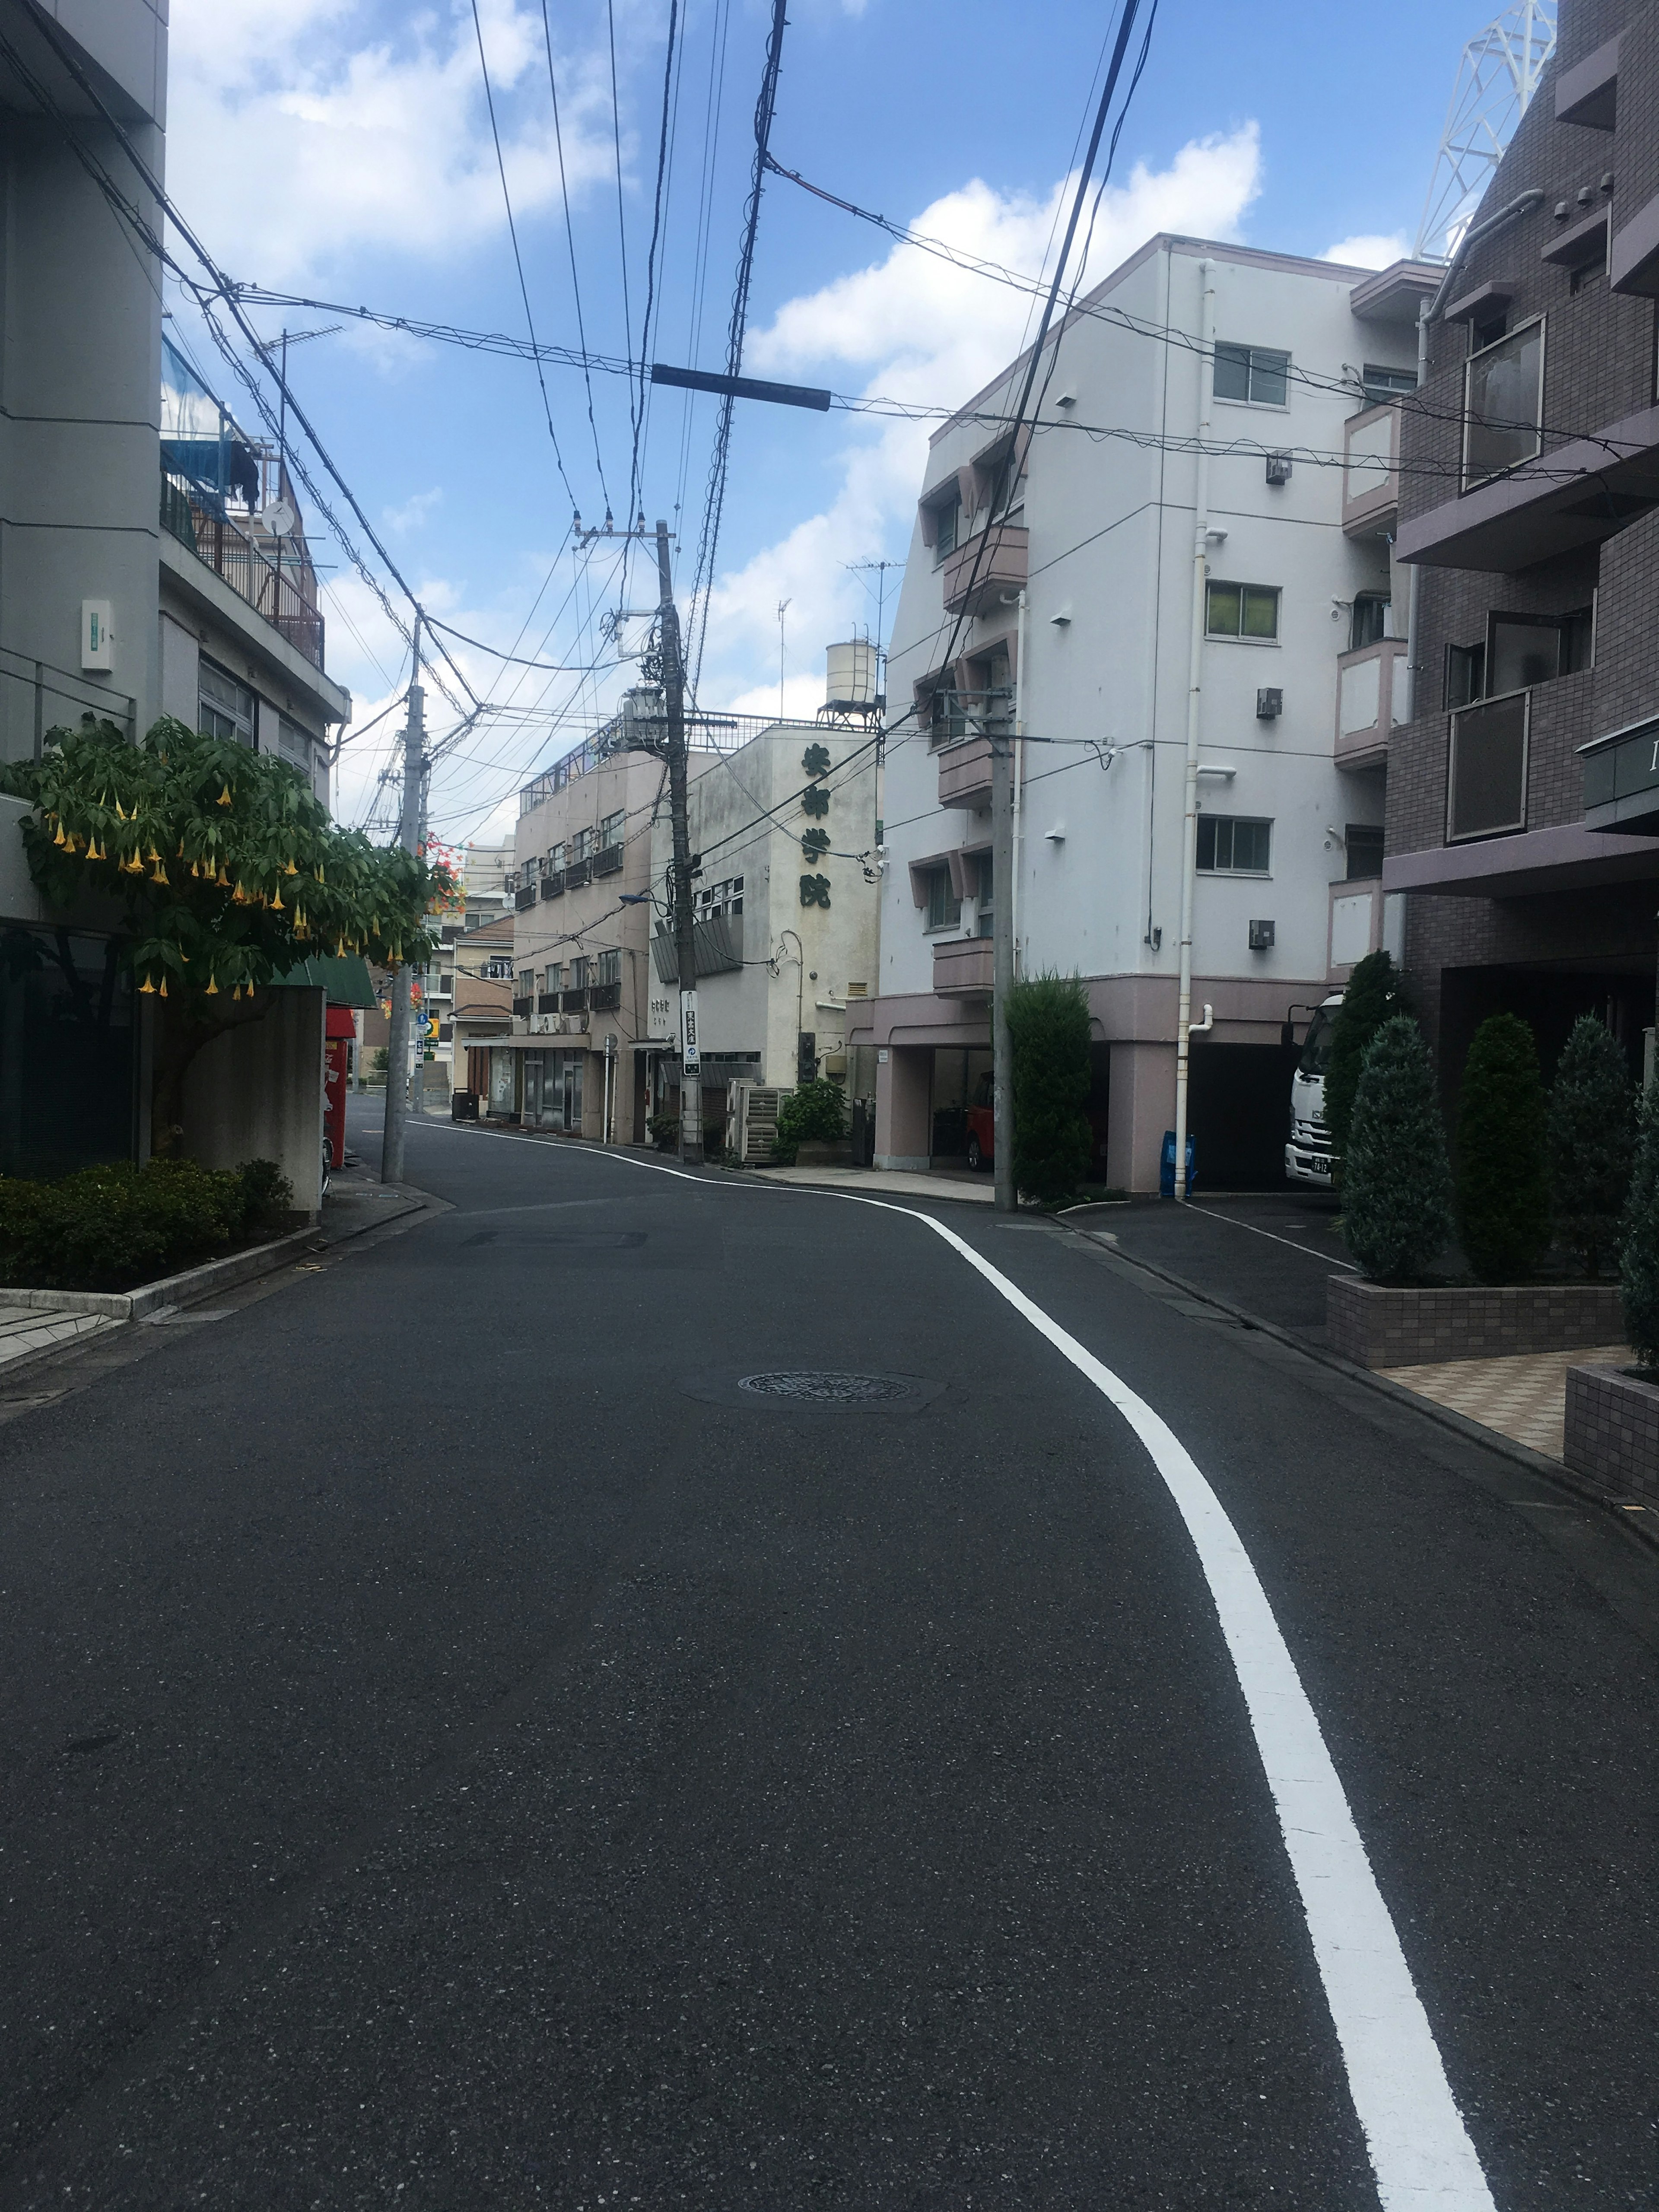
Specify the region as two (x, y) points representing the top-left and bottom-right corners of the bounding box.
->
(1548, 1016), (1634, 1278)
(0, 1155), (289, 1292)
(369, 1047), (390, 1080)
(1325, 950), (1407, 1173)
(1456, 1012), (1550, 1283)
(1007, 973), (1092, 1205)
(646, 1111), (679, 1153)
(772, 1078), (847, 1164)
(1621, 1080), (1659, 1369)
(1341, 1016), (1452, 1282)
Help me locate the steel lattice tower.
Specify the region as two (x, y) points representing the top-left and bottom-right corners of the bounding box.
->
(1414, 1), (1558, 261)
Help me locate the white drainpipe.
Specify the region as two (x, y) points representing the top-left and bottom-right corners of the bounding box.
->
(1173, 259), (1215, 1201)
(1011, 585), (1028, 975)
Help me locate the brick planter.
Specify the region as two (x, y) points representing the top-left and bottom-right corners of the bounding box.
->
(1328, 1275), (1626, 1369)
(1564, 1363), (1659, 1507)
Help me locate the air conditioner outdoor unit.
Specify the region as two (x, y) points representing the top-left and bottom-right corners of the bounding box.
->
(532, 1013), (557, 1035)
(562, 1012), (590, 1034)
(1256, 687), (1283, 720)
(1265, 450), (1292, 486)
(1249, 918), (1276, 951)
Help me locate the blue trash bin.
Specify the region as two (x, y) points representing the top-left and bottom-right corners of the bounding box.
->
(1160, 1128), (1196, 1198)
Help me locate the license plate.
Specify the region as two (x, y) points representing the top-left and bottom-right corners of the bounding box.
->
(1309, 1157), (1331, 1176)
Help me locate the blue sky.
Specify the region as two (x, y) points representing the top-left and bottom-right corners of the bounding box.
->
(163, 0), (1503, 841)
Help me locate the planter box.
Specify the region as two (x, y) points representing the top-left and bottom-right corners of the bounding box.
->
(793, 1140), (853, 1167)
(1564, 1363), (1659, 1507)
(0, 1225), (316, 1322)
(1328, 1274), (1626, 1369)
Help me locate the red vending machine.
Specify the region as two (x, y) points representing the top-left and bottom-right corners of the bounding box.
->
(324, 1006), (356, 1171)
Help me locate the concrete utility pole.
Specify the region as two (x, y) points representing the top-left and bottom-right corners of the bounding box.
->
(992, 712), (1016, 1215)
(381, 621), (425, 1185)
(655, 519), (702, 1165)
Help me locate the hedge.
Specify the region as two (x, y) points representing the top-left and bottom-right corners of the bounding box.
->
(0, 1156), (295, 1292)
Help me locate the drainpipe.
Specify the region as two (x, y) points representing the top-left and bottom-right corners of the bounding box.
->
(1173, 258), (1215, 1202)
(1403, 299), (1430, 722)
(1011, 586), (1028, 976)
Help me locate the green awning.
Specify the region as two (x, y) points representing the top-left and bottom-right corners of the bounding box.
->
(269, 953), (377, 1007)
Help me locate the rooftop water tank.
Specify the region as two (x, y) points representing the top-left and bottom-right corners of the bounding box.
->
(825, 638), (877, 713)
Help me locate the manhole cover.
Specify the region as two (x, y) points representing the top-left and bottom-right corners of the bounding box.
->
(738, 1370), (914, 1406)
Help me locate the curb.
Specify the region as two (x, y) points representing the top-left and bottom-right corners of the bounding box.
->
(0, 1227), (321, 1322)
(1059, 1220), (1659, 1557)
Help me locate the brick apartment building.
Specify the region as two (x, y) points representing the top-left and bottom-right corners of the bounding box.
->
(1390, 0), (1659, 1091)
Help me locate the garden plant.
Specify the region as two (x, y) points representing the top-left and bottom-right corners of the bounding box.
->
(1547, 1015), (1634, 1278)
(0, 1156), (295, 1292)
(1007, 973), (1092, 1205)
(772, 1078), (847, 1165)
(1621, 1077), (1659, 1370)
(1455, 1012), (1550, 1283)
(1340, 1015), (1452, 1281)
(1324, 949), (1407, 1175)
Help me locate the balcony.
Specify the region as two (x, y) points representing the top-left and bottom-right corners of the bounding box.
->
(1395, 398), (1659, 572)
(565, 857), (592, 889)
(561, 987), (589, 1013)
(514, 883), (537, 911)
(589, 979), (622, 1011)
(1341, 402), (1400, 537)
(540, 869), (565, 900)
(160, 470), (325, 667)
(933, 936), (994, 998)
(938, 734), (995, 808)
(511, 995), (532, 1017)
(536, 993), (559, 1015)
(1335, 639), (1408, 770)
(593, 844), (624, 877)
(940, 522), (1028, 618)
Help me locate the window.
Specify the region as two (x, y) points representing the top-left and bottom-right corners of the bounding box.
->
(1446, 640), (1486, 709)
(599, 809), (625, 850)
(198, 659), (255, 746)
(596, 948), (620, 987)
(966, 646), (1012, 732)
(928, 685), (967, 747)
(543, 964), (562, 994)
(1344, 824), (1385, 880)
(1447, 605), (1594, 706)
(1196, 815), (1272, 873)
(1213, 342), (1290, 407)
(1463, 318), (1544, 489)
(1206, 581), (1280, 641)
(974, 850), (994, 940)
(1351, 594), (1391, 650)
(572, 826), (593, 862)
(931, 489), (960, 560)
(548, 841), (566, 870)
(1449, 693), (1529, 840)
(1361, 362), (1417, 404)
(696, 874), (744, 920)
(570, 955), (591, 989)
(924, 864), (961, 931)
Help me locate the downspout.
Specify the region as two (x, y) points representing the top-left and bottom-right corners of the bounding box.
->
(1173, 258), (1215, 1202)
(1011, 586), (1028, 976)
(1403, 299), (1430, 722)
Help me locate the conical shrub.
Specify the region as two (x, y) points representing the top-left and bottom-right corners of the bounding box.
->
(1341, 1015), (1452, 1281)
(1456, 1012), (1549, 1283)
(1548, 1015), (1634, 1278)
(1621, 1079), (1659, 1369)
(1325, 948), (1407, 1173)
(1007, 972), (1092, 1205)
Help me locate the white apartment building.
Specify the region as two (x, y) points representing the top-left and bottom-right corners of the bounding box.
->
(647, 705), (881, 1150)
(852, 236), (1437, 1190)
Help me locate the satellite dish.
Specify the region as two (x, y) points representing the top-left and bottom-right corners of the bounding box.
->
(259, 498), (296, 539)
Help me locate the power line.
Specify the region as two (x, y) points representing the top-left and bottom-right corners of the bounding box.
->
(686, 0), (790, 700)
(607, 0), (636, 509)
(631, 0), (681, 531)
(469, 0), (580, 515)
(540, 0), (612, 508)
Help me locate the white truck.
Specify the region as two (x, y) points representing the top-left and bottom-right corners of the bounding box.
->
(1284, 992), (1343, 1188)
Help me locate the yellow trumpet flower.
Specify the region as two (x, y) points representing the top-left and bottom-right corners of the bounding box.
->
(157, 979), (168, 998)
(204, 974), (219, 995)
(217, 784), (232, 806)
(138, 976), (157, 995)
(271, 887), (284, 911)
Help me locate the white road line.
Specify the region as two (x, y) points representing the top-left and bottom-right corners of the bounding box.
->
(1181, 1199), (1361, 1272)
(419, 1125), (1497, 2208)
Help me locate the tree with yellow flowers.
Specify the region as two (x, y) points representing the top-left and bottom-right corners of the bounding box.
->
(0, 714), (454, 1149)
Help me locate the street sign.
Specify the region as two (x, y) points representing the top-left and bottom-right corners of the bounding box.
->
(680, 989), (700, 1073)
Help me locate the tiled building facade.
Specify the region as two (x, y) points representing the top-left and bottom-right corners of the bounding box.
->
(1390, 0), (1659, 1092)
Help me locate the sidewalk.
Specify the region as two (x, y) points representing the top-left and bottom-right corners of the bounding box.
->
(755, 1164), (994, 1205)
(1065, 1191), (1625, 1470)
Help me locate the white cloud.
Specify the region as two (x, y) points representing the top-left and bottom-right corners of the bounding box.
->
(695, 127), (1262, 709)
(1322, 232), (1412, 270)
(167, 0), (618, 284)
(384, 486), (444, 534)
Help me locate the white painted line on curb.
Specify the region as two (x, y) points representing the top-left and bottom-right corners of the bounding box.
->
(1181, 1198), (1361, 1272)
(422, 1123), (1498, 2209)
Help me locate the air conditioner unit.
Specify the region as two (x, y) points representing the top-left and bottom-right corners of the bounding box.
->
(1256, 687), (1283, 720)
(532, 1013), (558, 1035)
(562, 1012), (590, 1035)
(1249, 918), (1276, 951)
(1265, 450), (1292, 486)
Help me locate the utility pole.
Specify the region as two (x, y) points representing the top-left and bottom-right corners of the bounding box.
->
(381, 619), (425, 1184)
(992, 709), (1016, 1215)
(1174, 259), (1215, 1204)
(655, 519), (703, 1165)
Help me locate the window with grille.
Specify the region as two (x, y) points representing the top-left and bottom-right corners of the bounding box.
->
(930, 488), (960, 561)
(1213, 342), (1290, 406)
(600, 810), (624, 849)
(596, 949), (620, 986)
(1196, 815), (1272, 873)
(925, 865), (961, 930)
(570, 956), (591, 988)
(199, 659), (255, 746)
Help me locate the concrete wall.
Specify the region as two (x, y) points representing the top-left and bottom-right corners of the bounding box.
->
(181, 988), (325, 1216)
(0, 0), (167, 771)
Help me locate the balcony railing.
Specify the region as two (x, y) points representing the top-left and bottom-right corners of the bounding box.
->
(938, 734), (994, 808)
(589, 979), (622, 1011)
(933, 937), (994, 998)
(514, 883), (537, 911)
(511, 995), (533, 1017)
(160, 469), (325, 667)
(536, 993), (560, 1014)
(561, 986), (590, 1013)
(593, 844), (624, 877)
(940, 522), (1028, 617)
(540, 869), (565, 899)
(1335, 638), (1408, 770)
(1341, 402), (1400, 537)
(565, 857), (592, 889)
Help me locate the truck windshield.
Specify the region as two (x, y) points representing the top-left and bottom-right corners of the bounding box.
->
(1297, 1007), (1336, 1079)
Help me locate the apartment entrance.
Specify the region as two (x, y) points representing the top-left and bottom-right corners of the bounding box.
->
(523, 1050), (585, 1133)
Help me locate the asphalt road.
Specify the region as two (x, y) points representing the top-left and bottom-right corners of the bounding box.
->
(1, 1101), (1656, 2209)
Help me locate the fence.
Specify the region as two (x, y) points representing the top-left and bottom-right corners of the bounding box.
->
(160, 470), (325, 669)
(0, 645), (136, 761)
